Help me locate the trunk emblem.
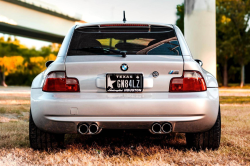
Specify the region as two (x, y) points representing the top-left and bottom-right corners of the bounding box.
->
(121, 63), (128, 71)
(169, 70), (179, 74)
(152, 71), (159, 78)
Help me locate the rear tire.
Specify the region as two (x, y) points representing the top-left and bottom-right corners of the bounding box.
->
(29, 110), (64, 150)
(186, 107), (221, 150)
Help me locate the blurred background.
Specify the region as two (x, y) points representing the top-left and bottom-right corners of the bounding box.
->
(0, 0), (250, 88)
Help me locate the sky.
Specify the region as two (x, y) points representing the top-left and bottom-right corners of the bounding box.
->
(0, 0), (184, 49)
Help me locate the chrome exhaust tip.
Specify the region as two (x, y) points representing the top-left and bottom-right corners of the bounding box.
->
(89, 124), (99, 134)
(161, 123), (172, 133)
(78, 124), (89, 134)
(151, 123), (161, 133)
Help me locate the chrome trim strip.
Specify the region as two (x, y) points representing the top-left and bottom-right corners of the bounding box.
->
(46, 116), (204, 122)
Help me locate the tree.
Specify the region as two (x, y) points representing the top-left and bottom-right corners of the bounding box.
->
(0, 36), (59, 86)
(216, 4), (234, 86)
(176, 3), (184, 34)
(0, 37), (20, 86)
(217, 0), (250, 87)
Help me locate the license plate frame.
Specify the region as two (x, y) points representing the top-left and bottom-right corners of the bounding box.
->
(106, 73), (143, 93)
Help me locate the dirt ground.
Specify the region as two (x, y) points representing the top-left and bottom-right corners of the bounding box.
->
(0, 87), (249, 165)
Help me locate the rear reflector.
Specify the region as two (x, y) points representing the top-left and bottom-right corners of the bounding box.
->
(100, 24), (148, 27)
(42, 71), (79, 92)
(170, 71), (207, 92)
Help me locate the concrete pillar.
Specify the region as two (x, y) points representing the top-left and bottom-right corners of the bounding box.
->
(184, 0), (216, 77)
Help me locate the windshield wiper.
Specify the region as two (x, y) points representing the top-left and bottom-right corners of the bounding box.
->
(70, 47), (127, 58)
(167, 45), (180, 55)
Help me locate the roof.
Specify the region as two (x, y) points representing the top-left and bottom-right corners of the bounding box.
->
(75, 21), (173, 29)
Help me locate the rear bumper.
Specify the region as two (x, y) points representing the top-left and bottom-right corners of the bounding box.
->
(31, 88), (219, 134)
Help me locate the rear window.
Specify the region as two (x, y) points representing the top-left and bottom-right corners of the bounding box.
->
(67, 25), (182, 56)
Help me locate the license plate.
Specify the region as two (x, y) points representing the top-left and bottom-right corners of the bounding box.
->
(106, 74), (143, 92)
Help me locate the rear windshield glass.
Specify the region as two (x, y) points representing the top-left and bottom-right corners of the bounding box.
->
(67, 26), (182, 56)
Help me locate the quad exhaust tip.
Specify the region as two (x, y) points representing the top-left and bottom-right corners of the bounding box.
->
(151, 123), (172, 134)
(78, 124), (89, 134)
(161, 123), (172, 133)
(89, 124), (99, 134)
(152, 123), (162, 133)
(78, 123), (99, 134)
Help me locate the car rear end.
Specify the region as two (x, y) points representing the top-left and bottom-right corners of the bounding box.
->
(30, 22), (220, 150)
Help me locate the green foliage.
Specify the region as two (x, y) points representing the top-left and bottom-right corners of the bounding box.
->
(176, 3), (184, 34)
(228, 65), (241, 82)
(5, 72), (38, 86)
(216, 0), (250, 86)
(0, 37), (59, 85)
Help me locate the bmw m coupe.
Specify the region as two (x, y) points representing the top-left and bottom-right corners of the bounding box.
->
(29, 22), (220, 150)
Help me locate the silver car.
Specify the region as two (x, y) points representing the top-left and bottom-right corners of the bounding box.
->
(29, 22), (220, 150)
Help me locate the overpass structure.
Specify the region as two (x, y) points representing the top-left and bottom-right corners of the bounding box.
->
(0, 0), (85, 43)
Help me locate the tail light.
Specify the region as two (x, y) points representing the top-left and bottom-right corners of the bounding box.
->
(170, 71), (207, 92)
(42, 71), (79, 92)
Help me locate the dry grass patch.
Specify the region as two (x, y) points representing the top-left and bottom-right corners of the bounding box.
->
(0, 105), (249, 165)
(0, 105), (29, 115)
(219, 83), (250, 89)
(0, 121), (29, 148)
(0, 95), (30, 101)
(220, 96), (250, 104)
(219, 91), (250, 97)
(0, 100), (30, 105)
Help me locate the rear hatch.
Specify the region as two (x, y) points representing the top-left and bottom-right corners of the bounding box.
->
(65, 24), (183, 93)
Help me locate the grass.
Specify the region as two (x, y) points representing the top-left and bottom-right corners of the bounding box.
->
(0, 121), (29, 148)
(0, 93), (250, 165)
(0, 105), (30, 115)
(220, 96), (250, 104)
(219, 83), (250, 89)
(0, 96), (30, 101)
(0, 106), (249, 165)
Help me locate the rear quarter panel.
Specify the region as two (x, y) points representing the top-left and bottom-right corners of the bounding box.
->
(183, 56), (218, 88)
(31, 56), (65, 88)
(31, 25), (76, 88)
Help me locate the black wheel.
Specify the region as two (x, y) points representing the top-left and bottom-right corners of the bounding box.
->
(186, 107), (221, 150)
(29, 110), (65, 150)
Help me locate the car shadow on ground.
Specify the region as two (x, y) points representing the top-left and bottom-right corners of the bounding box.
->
(64, 129), (187, 155)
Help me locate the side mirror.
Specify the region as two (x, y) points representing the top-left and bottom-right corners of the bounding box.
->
(195, 59), (203, 66)
(45, 61), (54, 68)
